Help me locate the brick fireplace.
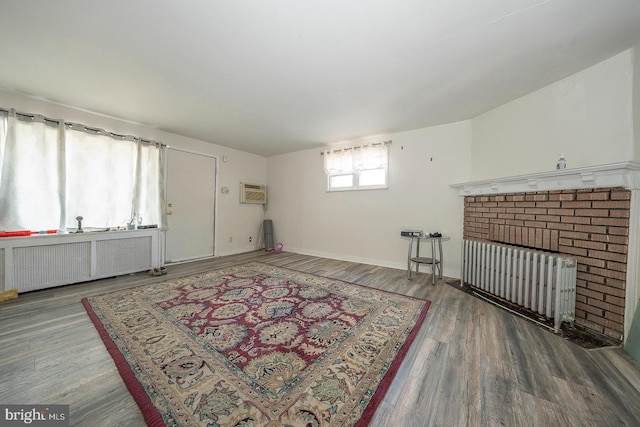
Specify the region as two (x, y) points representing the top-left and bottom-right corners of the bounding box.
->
(464, 188), (629, 340)
(451, 162), (640, 344)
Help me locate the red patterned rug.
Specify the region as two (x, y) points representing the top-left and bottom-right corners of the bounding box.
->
(82, 262), (430, 426)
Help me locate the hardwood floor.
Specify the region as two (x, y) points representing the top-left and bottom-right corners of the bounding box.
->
(2, 251), (640, 426)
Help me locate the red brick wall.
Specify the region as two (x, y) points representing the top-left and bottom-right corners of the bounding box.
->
(463, 187), (630, 341)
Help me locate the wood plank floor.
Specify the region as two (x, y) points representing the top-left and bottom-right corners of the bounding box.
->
(2, 251), (640, 426)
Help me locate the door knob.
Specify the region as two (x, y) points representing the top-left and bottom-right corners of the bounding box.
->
(167, 210), (173, 215)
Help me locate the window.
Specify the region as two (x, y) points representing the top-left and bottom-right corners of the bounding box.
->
(0, 108), (165, 232)
(323, 142), (389, 191)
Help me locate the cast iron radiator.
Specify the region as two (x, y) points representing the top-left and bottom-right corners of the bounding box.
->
(461, 239), (577, 331)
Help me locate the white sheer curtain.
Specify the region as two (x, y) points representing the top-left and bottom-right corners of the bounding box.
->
(133, 140), (165, 229)
(0, 108), (166, 232)
(323, 144), (388, 174)
(323, 147), (354, 174)
(63, 126), (165, 229)
(353, 143), (387, 170)
(0, 110), (65, 230)
(65, 130), (138, 228)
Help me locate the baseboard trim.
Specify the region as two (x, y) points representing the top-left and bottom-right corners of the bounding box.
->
(286, 246), (460, 279)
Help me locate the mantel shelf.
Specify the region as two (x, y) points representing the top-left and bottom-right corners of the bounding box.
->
(450, 161), (640, 196)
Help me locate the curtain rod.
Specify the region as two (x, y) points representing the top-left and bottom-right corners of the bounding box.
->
(0, 106), (165, 147)
(320, 139), (392, 155)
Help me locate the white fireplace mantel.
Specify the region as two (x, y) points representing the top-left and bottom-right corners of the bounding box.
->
(450, 161), (640, 196)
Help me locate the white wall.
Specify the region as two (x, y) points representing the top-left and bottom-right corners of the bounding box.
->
(470, 49), (635, 180)
(0, 89), (267, 257)
(267, 122), (471, 277)
(267, 46), (639, 280)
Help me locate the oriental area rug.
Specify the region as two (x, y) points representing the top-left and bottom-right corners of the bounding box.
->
(82, 262), (431, 426)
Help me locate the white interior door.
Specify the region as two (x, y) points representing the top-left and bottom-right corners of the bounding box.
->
(165, 149), (216, 263)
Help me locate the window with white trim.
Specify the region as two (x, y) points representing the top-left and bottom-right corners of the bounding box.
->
(0, 108), (165, 232)
(323, 142), (389, 191)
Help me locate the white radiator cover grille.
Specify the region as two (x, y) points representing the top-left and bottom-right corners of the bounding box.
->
(462, 239), (577, 331)
(96, 237), (152, 276)
(14, 243), (92, 292)
(1, 230), (159, 293)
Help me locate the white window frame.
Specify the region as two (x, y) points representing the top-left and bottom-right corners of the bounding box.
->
(324, 142), (389, 192)
(326, 167), (388, 192)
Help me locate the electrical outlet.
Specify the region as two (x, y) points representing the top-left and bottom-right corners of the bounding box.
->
(249, 236), (252, 242)
(229, 236), (233, 243)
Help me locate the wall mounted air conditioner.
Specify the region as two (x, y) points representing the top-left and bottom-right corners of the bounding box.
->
(240, 182), (267, 204)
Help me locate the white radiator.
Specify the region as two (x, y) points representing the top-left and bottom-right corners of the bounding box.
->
(462, 239), (577, 331)
(0, 229), (160, 293)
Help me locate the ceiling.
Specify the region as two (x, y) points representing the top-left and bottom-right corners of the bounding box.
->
(1, 1), (640, 157)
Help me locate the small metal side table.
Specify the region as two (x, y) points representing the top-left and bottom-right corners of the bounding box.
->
(406, 234), (450, 284)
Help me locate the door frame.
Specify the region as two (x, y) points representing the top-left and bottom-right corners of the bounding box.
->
(161, 146), (218, 264)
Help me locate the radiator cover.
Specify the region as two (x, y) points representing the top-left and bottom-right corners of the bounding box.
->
(0, 229), (160, 293)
